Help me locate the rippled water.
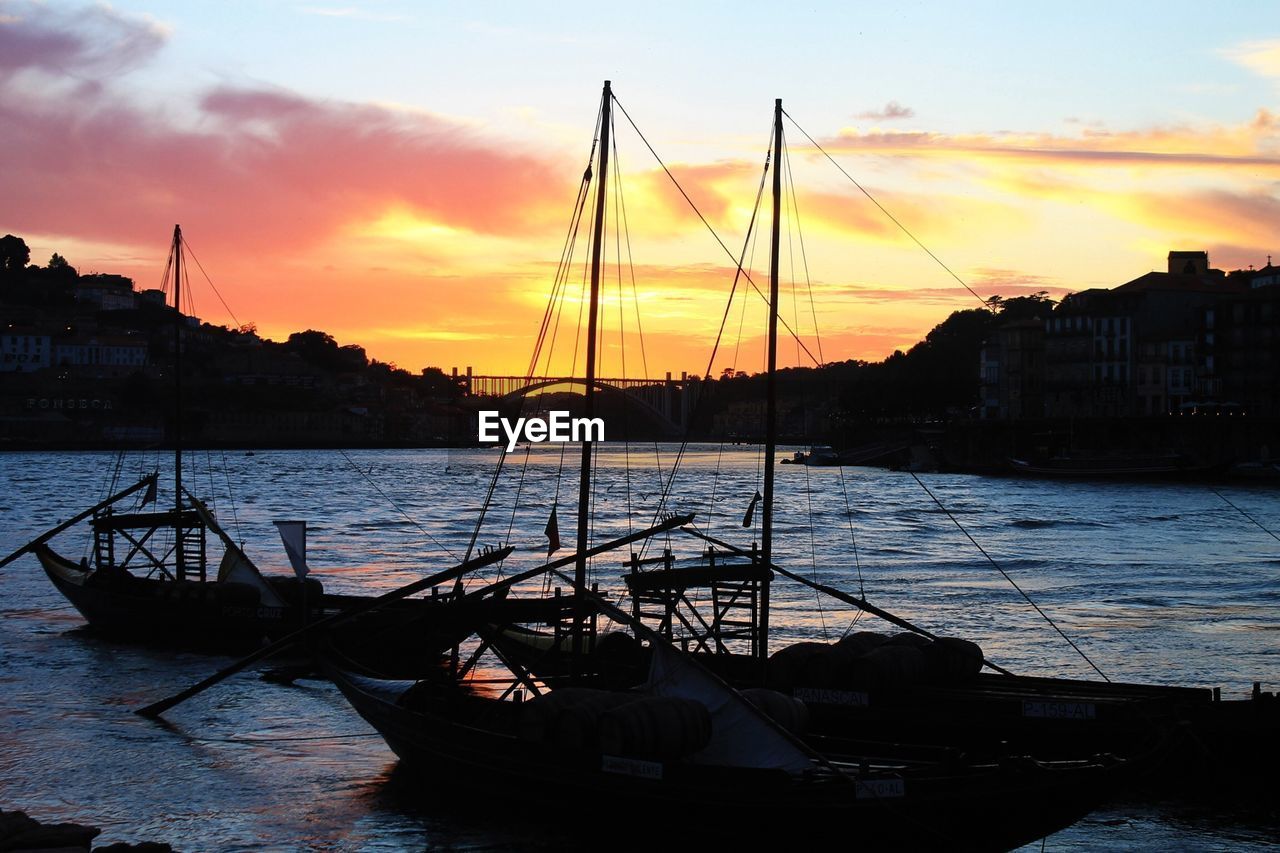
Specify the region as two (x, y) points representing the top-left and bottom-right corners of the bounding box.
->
(1, 447), (1278, 850)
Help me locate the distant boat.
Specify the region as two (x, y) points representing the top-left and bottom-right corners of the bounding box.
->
(780, 446), (840, 466)
(1007, 450), (1207, 478)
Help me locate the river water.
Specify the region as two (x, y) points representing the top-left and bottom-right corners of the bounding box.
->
(1, 446), (1277, 850)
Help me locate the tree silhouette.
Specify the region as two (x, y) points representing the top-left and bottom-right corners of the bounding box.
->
(0, 234), (30, 273)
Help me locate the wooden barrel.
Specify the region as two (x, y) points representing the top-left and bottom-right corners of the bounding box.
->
(597, 697), (711, 759)
(883, 631), (932, 649)
(214, 582), (260, 607)
(863, 645), (930, 687)
(835, 631), (889, 655)
(554, 693), (638, 752)
(766, 641), (831, 690)
(740, 687), (809, 734)
(924, 636), (985, 684)
(517, 687), (627, 744)
(269, 576), (325, 605)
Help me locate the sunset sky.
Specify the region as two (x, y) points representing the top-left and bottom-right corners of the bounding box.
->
(3, 1), (1278, 377)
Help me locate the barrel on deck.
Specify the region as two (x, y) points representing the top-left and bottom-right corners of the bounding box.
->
(517, 687), (633, 745)
(597, 697), (712, 759)
(741, 687), (809, 734)
(924, 636), (985, 684)
(766, 641), (831, 690)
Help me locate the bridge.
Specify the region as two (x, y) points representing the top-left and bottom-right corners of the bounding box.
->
(454, 369), (704, 434)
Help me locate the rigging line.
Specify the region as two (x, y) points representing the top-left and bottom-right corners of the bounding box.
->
(609, 124), (667, 509)
(505, 121), (600, 566)
(782, 127), (824, 365)
(336, 448), (458, 561)
(908, 472), (1110, 682)
(703, 229), (757, 539)
(610, 123), (636, 540)
(611, 95), (822, 367)
(192, 732), (383, 745)
(638, 132), (773, 560)
(783, 138), (830, 639)
(1212, 488), (1280, 545)
(496, 444), (533, 587)
(801, 457), (830, 640)
(526, 94), (603, 378)
(526, 139), (598, 379)
(180, 237), (242, 330)
(782, 109), (995, 314)
(835, 465), (867, 633)
(462, 444), (512, 582)
(220, 449), (242, 545)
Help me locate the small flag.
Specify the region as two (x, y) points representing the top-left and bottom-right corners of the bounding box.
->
(274, 520), (309, 578)
(544, 507), (561, 556)
(141, 478), (157, 507)
(742, 491), (762, 528)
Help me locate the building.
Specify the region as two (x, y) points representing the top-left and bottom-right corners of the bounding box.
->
(1208, 283), (1280, 416)
(979, 318), (1044, 419)
(53, 335), (149, 377)
(74, 274), (137, 311)
(989, 251), (1259, 419)
(1, 327), (52, 373)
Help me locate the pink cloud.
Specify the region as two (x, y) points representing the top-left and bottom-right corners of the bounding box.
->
(0, 4), (568, 256)
(0, 3), (166, 77)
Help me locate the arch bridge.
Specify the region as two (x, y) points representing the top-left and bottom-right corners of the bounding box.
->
(460, 372), (703, 435)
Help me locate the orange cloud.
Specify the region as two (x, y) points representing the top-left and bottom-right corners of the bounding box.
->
(4, 4), (1278, 379)
(0, 6), (569, 260)
(811, 111), (1280, 173)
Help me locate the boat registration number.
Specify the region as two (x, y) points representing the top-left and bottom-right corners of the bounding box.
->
(1022, 700), (1097, 720)
(794, 687), (870, 707)
(855, 778), (905, 799)
(602, 756), (663, 780)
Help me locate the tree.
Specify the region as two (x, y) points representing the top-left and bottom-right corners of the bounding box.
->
(0, 234), (29, 272)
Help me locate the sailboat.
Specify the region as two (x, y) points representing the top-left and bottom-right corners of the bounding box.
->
(0, 226), (487, 675)
(466, 100), (1278, 804)
(324, 83), (1120, 848)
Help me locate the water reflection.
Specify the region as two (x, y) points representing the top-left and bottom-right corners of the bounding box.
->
(1, 447), (1278, 848)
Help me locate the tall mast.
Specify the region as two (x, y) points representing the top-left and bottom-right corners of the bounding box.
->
(572, 80), (611, 674)
(759, 98), (783, 660)
(172, 224), (185, 580)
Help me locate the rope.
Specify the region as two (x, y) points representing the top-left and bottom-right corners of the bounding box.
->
(909, 472), (1110, 681)
(1212, 488), (1280, 545)
(612, 95), (823, 367)
(782, 109), (995, 314)
(337, 449), (458, 560)
(639, 125), (774, 558)
(782, 126), (825, 365)
(180, 236), (242, 329)
(191, 732), (383, 745)
(835, 464), (867, 634)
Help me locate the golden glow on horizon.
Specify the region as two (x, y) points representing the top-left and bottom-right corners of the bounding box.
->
(3, 6), (1278, 377)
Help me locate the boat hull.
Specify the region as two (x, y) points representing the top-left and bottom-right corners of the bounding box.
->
(330, 668), (1118, 850)
(35, 544), (473, 675)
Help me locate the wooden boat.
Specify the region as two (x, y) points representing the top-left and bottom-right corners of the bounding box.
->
(780, 445), (840, 466)
(459, 95), (1278, 807)
(319, 84), (1124, 849)
(330, 656), (1119, 849)
(1, 227), (473, 677)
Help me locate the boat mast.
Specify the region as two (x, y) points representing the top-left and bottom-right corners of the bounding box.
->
(172, 223), (185, 580)
(759, 98), (782, 660)
(572, 80), (611, 676)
